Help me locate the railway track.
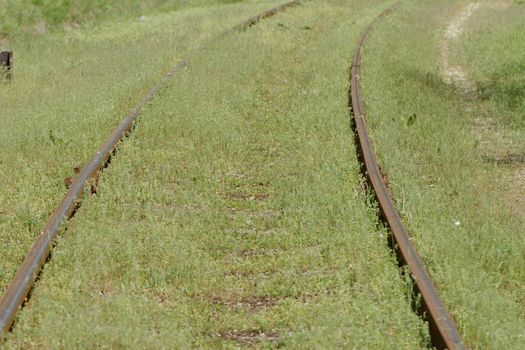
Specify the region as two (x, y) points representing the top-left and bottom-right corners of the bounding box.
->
(0, 0), (300, 338)
(349, 8), (466, 350)
(2, 2), (471, 347)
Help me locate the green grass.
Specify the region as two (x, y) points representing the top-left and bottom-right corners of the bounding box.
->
(0, 0), (289, 298)
(360, 0), (525, 348)
(456, 0), (525, 218)
(2, 0), (430, 348)
(459, 1), (525, 129)
(0, 0), (246, 40)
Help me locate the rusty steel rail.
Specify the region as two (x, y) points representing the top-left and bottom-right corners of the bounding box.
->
(0, 0), (300, 338)
(349, 8), (466, 350)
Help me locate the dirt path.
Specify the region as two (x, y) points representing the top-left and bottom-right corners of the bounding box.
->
(440, 2), (480, 93)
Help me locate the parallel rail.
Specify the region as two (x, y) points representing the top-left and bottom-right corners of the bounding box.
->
(349, 9), (466, 350)
(0, 0), (300, 338)
(2, 3), (468, 347)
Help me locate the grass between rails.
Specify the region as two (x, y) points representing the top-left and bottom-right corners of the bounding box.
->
(0, 0), (290, 297)
(360, 0), (525, 348)
(4, 0), (430, 348)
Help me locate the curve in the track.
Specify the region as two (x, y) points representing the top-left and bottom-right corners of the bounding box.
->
(0, 0), (300, 338)
(349, 8), (466, 350)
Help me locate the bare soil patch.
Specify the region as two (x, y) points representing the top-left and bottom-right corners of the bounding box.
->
(217, 329), (280, 345)
(440, 2), (480, 93)
(211, 295), (280, 312)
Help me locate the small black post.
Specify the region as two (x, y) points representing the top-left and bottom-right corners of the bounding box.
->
(0, 51), (12, 81)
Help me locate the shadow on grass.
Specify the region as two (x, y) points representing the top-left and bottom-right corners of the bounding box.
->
(403, 62), (524, 128)
(470, 62), (525, 127)
(482, 152), (525, 166)
(399, 68), (459, 101)
(475, 62), (525, 120)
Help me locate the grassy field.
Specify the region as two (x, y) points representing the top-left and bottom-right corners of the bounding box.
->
(0, 0), (246, 40)
(360, 0), (525, 348)
(2, 0), (523, 347)
(0, 0), (288, 301)
(1, 0), (433, 348)
(458, 0), (525, 214)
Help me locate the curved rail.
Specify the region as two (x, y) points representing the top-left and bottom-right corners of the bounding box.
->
(0, 0), (300, 338)
(349, 9), (466, 350)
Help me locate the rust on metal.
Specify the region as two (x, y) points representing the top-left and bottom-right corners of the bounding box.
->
(0, 0), (300, 338)
(0, 51), (12, 80)
(349, 8), (466, 350)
